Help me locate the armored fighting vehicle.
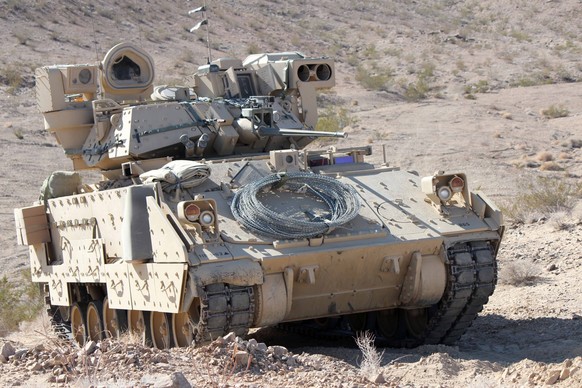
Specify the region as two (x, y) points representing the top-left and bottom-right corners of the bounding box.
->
(14, 42), (503, 349)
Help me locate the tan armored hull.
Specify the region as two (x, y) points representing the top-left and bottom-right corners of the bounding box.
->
(15, 43), (503, 348)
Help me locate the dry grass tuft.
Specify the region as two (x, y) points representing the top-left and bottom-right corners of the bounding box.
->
(118, 329), (145, 346)
(316, 106), (358, 133)
(13, 29), (32, 45)
(501, 177), (582, 223)
(549, 211), (570, 231)
(510, 156), (542, 169)
(541, 104), (569, 119)
(355, 331), (384, 382)
(539, 161), (563, 171)
(510, 159), (525, 168)
(0, 270), (44, 336)
(500, 262), (541, 286)
(355, 63), (393, 92)
(0, 65), (24, 94)
(536, 151), (553, 162)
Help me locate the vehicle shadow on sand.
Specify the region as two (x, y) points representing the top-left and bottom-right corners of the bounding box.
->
(250, 314), (582, 367)
(458, 313), (582, 364)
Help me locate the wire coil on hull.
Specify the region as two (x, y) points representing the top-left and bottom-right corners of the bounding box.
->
(231, 172), (361, 239)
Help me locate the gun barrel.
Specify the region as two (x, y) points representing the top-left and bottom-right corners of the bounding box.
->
(258, 127), (347, 138)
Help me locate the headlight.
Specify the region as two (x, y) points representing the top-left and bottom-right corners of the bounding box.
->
(199, 210), (215, 226)
(421, 172), (469, 209)
(184, 203), (201, 222)
(449, 176), (465, 193)
(437, 186), (452, 202)
(177, 199), (218, 229)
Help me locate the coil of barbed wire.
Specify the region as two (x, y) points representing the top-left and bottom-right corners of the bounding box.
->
(230, 172), (361, 239)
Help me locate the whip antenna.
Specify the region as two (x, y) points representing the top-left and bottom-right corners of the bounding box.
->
(88, 5), (100, 61)
(188, 0), (212, 63)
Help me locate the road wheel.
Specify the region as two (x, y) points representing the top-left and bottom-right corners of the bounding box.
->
(403, 308), (429, 339)
(376, 309), (400, 338)
(172, 298), (201, 347)
(102, 297), (128, 338)
(86, 300), (105, 341)
(347, 312), (368, 332)
(70, 302), (88, 346)
(128, 310), (152, 346)
(150, 312), (173, 349)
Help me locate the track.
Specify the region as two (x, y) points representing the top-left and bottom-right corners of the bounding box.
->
(42, 284), (72, 340)
(42, 241), (495, 349)
(194, 283), (255, 344)
(42, 281), (256, 348)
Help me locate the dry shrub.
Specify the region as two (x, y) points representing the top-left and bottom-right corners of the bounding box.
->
(570, 139), (582, 149)
(316, 106), (358, 133)
(355, 64), (392, 91)
(501, 262), (540, 286)
(355, 331), (384, 382)
(541, 104), (569, 119)
(118, 329), (145, 346)
(13, 128), (24, 139)
(0, 270), (44, 336)
(514, 143), (528, 151)
(549, 211), (570, 231)
(510, 159), (526, 168)
(558, 152), (572, 160)
(0, 65), (24, 94)
(501, 177), (582, 223)
(13, 29), (31, 45)
(536, 151), (553, 162)
(501, 111), (512, 120)
(539, 161), (563, 171)
(511, 156), (542, 169)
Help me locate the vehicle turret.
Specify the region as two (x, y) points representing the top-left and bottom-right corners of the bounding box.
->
(36, 43), (342, 173)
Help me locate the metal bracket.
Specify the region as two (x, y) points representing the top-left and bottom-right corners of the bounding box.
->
(381, 256), (401, 274)
(298, 265), (319, 284)
(399, 252), (422, 305)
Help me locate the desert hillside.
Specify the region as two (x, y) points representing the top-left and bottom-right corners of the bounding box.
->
(1, 1), (581, 386)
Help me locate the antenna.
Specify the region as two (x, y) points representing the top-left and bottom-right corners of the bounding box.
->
(88, 5), (99, 61)
(188, 0), (212, 63)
